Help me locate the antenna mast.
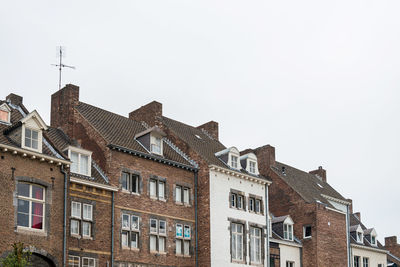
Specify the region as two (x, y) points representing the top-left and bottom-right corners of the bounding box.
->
(52, 46), (75, 90)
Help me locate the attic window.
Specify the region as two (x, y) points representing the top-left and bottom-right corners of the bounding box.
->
(356, 231), (363, 243)
(371, 235), (376, 246)
(69, 147), (92, 177)
(231, 155), (238, 169)
(24, 128), (39, 150)
(249, 161), (256, 174)
(283, 223), (293, 241)
(0, 103), (10, 123)
(150, 136), (162, 155)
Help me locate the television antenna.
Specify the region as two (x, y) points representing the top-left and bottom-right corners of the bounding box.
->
(51, 46), (75, 90)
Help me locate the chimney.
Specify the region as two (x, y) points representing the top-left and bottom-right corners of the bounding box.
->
(50, 84), (80, 137)
(129, 101), (162, 127)
(252, 145), (276, 175)
(309, 166), (327, 183)
(197, 121), (219, 140)
(385, 236), (398, 247)
(354, 212), (361, 222)
(347, 199), (353, 214)
(6, 93), (23, 106)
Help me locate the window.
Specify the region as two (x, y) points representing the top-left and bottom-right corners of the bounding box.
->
(230, 191), (245, 210)
(231, 155), (238, 169)
(176, 224), (191, 256)
(82, 257), (96, 267)
(151, 136), (162, 155)
(149, 178), (166, 200)
(356, 231), (363, 243)
(121, 214), (140, 249)
(249, 196), (262, 214)
(0, 104), (10, 123)
(354, 256), (360, 267)
(24, 128), (39, 150)
(303, 225), (312, 238)
(249, 161), (256, 173)
(150, 219), (166, 253)
(231, 223), (244, 261)
(250, 227), (261, 264)
(362, 257), (369, 267)
(17, 183), (45, 230)
(70, 201), (93, 238)
(68, 255), (80, 267)
(121, 172), (140, 194)
(371, 235), (376, 246)
(284, 223), (293, 241)
(69, 150), (91, 176)
(286, 262), (294, 267)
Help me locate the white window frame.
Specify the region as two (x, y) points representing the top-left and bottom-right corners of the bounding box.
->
(371, 235), (377, 246)
(121, 172), (140, 194)
(150, 219), (167, 253)
(82, 257), (96, 267)
(231, 223), (244, 261)
(150, 135), (163, 155)
(357, 231), (363, 243)
(0, 103), (11, 124)
(286, 261), (295, 267)
(68, 146), (92, 177)
(68, 255), (80, 267)
(121, 214), (140, 249)
(249, 161), (256, 174)
(149, 178), (166, 200)
(363, 257), (369, 267)
(231, 155), (238, 169)
(303, 225), (312, 239)
(70, 201), (93, 238)
(22, 127), (40, 152)
(176, 224), (191, 256)
(284, 223), (293, 241)
(250, 227), (262, 264)
(17, 183), (45, 231)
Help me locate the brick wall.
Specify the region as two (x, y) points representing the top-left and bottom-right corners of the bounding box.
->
(385, 236), (400, 258)
(0, 151), (65, 266)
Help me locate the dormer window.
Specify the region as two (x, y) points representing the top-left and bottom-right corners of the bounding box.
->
(371, 235), (376, 246)
(68, 146), (92, 177)
(24, 128), (39, 150)
(0, 103), (11, 123)
(356, 231), (363, 243)
(240, 153), (259, 175)
(150, 135), (162, 155)
(231, 155), (238, 169)
(249, 161), (256, 173)
(284, 223), (293, 241)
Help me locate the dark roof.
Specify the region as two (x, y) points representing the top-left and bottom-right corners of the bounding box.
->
(270, 213), (302, 245)
(75, 102), (194, 168)
(349, 213), (385, 251)
(271, 161), (347, 206)
(271, 215), (289, 224)
(161, 116), (270, 181)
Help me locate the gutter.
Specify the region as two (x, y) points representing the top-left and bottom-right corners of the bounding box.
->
(111, 191), (115, 267)
(265, 183), (270, 267)
(61, 165), (68, 267)
(194, 170), (199, 267)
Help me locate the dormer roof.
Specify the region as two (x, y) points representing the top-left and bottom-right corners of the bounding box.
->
(134, 126), (166, 139)
(20, 110), (48, 131)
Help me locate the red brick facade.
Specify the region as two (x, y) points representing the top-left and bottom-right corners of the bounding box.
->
(385, 236), (400, 259)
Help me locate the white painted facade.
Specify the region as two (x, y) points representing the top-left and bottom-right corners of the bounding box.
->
(277, 241), (301, 267)
(209, 166), (269, 267)
(351, 245), (387, 267)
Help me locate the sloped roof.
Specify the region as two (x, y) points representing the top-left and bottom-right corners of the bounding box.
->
(349, 213), (386, 251)
(75, 102), (194, 168)
(271, 161), (347, 207)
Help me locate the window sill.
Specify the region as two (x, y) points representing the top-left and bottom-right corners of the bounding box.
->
(121, 190), (140, 196)
(232, 259), (246, 264)
(150, 251), (167, 256)
(16, 227), (47, 236)
(122, 246), (140, 251)
(71, 234), (81, 239)
(249, 262), (263, 267)
(303, 236), (312, 240)
(176, 254), (191, 258)
(82, 236), (93, 240)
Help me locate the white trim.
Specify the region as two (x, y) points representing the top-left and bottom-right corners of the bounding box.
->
(350, 243), (388, 254)
(68, 146), (92, 177)
(0, 103), (11, 123)
(20, 110), (48, 130)
(209, 165), (271, 185)
(69, 177), (118, 191)
(0, 143), (70, 165)
(21, 126), (42, 153)
(321, 194), (351, 205)
(269, 238), (303, 248)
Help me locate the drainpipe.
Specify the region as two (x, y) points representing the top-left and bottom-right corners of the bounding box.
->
(300, 246), (303, 267)
(60, 165), (68, 267)
(194, 170), (199, 267)
(265, 183), (270, 267)
(346, 204), (351, 267)
(111, 191), (115, 267)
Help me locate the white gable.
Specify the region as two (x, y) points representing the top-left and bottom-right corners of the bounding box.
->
(21, 110), (48, 130)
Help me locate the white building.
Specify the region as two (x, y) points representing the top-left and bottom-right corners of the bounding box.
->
(209, 147), (271, 266)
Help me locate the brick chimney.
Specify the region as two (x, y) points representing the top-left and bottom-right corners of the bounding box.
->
(354, 212), (361, 222)
(385, 236), (400, 258)
(347, 199), (353, 214)
(6, 93), (23, 106)
(50, 84), (80, 137)
(252, 145), (276, 175)
(309, 166), (327, 182)
(129, 101), (162, 127)
(197, 121), (218, 140)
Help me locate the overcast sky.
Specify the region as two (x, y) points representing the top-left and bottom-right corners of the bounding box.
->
(1, 1), (399, 243)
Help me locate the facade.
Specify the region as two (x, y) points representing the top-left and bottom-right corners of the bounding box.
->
(51, 84), (197, 267)
(128, 101), (272, 267)
(385, 236), (400, 265)
(247, 145), (352, 267)
(349, 213), (387, 267)
(0, 94), (70, 266)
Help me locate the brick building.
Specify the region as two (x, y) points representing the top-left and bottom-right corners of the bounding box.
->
(128, 101), (272, 267)
(384, 236), (400, 267)
(0, 94), (70, 266)
(247, 145), (352, 267)
(51, 84), (198, 267)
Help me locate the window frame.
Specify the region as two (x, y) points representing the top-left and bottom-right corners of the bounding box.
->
(231, 155), (238, 169)
(68, 255), (80, 267)
(149, 218), (167, 253)
(150, 135), (163, 155)
(303, 225), (312, 239)
(68, 147), (92, 177)
(70, 201), (93, 239)
(286, 261), (295, 267)
(17, 183), (46, 231)
(283, 223), (294, 241)
(0, 103), (11, 124)
(176, 223), (191, 256)
(82, 257), (96, 267)
(149, 177), (166, 200)
(121, 171), (140, 194)
(121, 213), (140, 250)
(231, 222), (244, 262)
(230, 190), (245, 211)
(362, 257), (369, 267)
(250, 227), (262, 264)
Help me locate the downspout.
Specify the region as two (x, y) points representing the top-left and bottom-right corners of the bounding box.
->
(111, 191), (115, 267)
(265, 183), (270, 267)
(346, 204), (351, 267)
(61, 165), (68, 267)
(194, 170), (199, 267)
(300, 246), (303, 267)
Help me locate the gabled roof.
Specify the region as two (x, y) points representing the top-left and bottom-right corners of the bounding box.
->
(349, 213), (386, 251)
(271, 161), (348, 207)
(74, 102), (195, 169)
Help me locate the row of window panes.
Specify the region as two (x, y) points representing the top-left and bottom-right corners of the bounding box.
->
(17, 183), (45, 230)
(353, 256), (369, 267)
(70, 151), (89, 176)
(230, 155), (257, 174)
(71, 202), (93, 238)
(231, 193), (262, 213)
(283, 224), (293, 241)
(176, 185), (190, 204)
(231, 223), (262, 264)
(68, 255), (95, 267)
